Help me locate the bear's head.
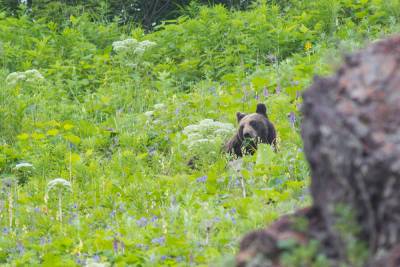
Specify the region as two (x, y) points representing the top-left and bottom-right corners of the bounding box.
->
(226, 103), (276, 157)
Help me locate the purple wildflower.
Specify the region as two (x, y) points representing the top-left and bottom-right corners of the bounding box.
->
(263, 87), (269, 98)
(2, 227), (9, 234)
(151, 216), (158, 222)
(34, 207), (41, 213)
(276, 85), (281, 94)
(288, 112), (296, 128)
(209, 86), (217, 95)
(196, 175), (207, 183)
(175, 108), (180, 115)
(136, 217), (148, 227)
(76, 257), (85, 266)
(171, 195), (177, 206)
(235, 178), (241, 186)
(113, 238), (119, 253)
(118, 203), (126, 212)
(40, 237), (46, 246)
(93, 255), (100, 262)
(161, 255), (167, 261)
(110, 210), (116, 218)
(254, 93), (259, 100)
(68, 142), (77, 150)
(17, 242), (25, 255)
(151, 236), (165, 245)
(225, 212), (236, 224)
(148, 147), (156, 156)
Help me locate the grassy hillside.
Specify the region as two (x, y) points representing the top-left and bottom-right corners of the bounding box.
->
(1, 1), (400, 266)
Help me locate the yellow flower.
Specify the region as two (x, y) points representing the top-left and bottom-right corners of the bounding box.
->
(305, 41), (312, 51)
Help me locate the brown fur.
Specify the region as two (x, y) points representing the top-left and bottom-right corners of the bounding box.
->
(226, 103), (276, 157)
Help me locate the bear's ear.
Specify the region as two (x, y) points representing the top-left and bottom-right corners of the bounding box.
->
(256, 103), (267, 116)
(236, 112), (246, 122)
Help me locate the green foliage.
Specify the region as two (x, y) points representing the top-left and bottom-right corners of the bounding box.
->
(0, 0), (399, 265)
(280, 239), (330, 267)
(0, 0), (256, 29)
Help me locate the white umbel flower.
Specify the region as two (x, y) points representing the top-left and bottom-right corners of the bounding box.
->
(182, 119), (235, 149)
(6, 69), (44, 86)
(112, 38), (156, 54)
(14, 162), (33, 169)
(46, 178), (72, 194)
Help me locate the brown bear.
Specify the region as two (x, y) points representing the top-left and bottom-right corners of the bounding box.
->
(225, 103), (276, 157)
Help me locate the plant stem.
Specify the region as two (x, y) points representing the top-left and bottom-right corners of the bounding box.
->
(58, 190), (62, 224)
(8, 189), (13, 230)
(240, 176), (246, 198)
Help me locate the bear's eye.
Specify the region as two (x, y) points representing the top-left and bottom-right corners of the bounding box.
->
(249, 121), (258, 129)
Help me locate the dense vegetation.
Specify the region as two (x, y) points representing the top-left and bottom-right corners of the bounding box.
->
(1, 0), (400, 265)
(0, 0), (254, 29)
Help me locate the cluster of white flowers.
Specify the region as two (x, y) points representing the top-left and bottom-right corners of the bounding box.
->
(6, 69), (44, 86)
(14, 162), (34, 169)
(46, 178), (72, 193)
(112, 38), (156, 55)
(182, 119), (235, 149)
(143, 103), (166, 119)
(153, 103), (165, 110)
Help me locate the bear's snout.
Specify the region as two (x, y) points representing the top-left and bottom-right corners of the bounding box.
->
(243, 132), (252, 139)
(242, 126), (257, 139)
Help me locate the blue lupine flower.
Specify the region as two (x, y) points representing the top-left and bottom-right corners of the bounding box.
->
(110, 210), (116, 218)
(288, 112), (296, 128)
(17, 242), (24, 255)
(213, 217), (221, 223)
(196, 175), (207, 183)
(118, 203), (126, 212)
(151, 236), (165, 245)
(151, 216), (158, 222)
(209, 86), (217, 96)
(113, 238), (119, 253)
(136, 217), (148, 227)
(76, 257), (84, 266)
(263, 87), (269, 97)
(68, 142), (76, 150)
(93, 255), (100, 262)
